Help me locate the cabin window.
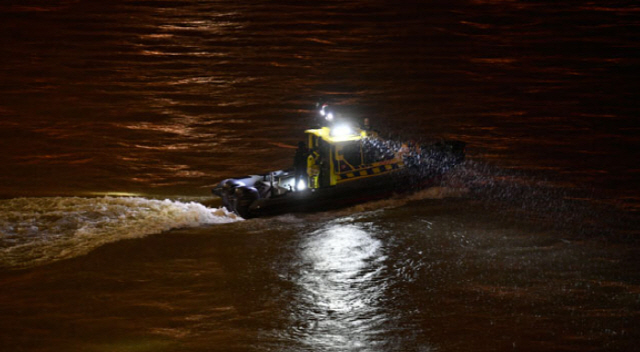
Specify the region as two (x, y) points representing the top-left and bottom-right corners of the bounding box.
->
(341, 141), (362, 167)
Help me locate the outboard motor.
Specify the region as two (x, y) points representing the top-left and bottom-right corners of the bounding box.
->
(212, 179), (245, 213)
(232, 186), (259, 218)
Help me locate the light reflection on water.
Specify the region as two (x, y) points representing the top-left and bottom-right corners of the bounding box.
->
(289, 221), (399, 351)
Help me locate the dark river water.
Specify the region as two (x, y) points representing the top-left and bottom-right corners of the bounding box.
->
(1, 0), (639, 351)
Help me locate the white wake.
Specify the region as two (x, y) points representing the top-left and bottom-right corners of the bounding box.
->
(0, 197), (241, 268)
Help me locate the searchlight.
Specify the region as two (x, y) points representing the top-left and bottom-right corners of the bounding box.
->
(326, 112), (334, 122)
(331, 124), (354, 138)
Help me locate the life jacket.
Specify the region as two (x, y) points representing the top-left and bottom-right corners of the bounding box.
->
(307, 151), (320, 188)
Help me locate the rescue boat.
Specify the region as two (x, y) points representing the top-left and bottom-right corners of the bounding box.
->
(212, 116), (465, 218)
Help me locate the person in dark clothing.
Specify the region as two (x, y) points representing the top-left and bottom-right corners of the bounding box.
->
(293, 141), (309, 190)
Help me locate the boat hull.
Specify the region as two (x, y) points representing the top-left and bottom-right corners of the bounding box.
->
(212, 140), (464, 218)
(247, 170), (442, 217)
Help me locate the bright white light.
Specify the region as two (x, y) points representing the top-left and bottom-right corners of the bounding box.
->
(325, 112), (334, 121)
(331, 124), (353, 138)
(320, 107), (326, 116)
(297, 179), (307, 191)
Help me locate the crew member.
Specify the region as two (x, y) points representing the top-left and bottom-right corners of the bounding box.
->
(307, 148), (321, 189)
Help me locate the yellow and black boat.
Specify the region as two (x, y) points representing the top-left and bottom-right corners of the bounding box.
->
(212, 119), (465, 218)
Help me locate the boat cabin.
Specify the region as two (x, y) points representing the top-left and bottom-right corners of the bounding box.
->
(304, 126), (405, 189)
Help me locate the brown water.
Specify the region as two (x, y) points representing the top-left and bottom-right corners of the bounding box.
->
(1, 0), (639, 351)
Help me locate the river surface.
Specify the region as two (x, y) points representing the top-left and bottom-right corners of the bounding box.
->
(0, 0), (639, 351)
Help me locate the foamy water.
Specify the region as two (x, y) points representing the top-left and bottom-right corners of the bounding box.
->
(0, 197), (241, 268)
